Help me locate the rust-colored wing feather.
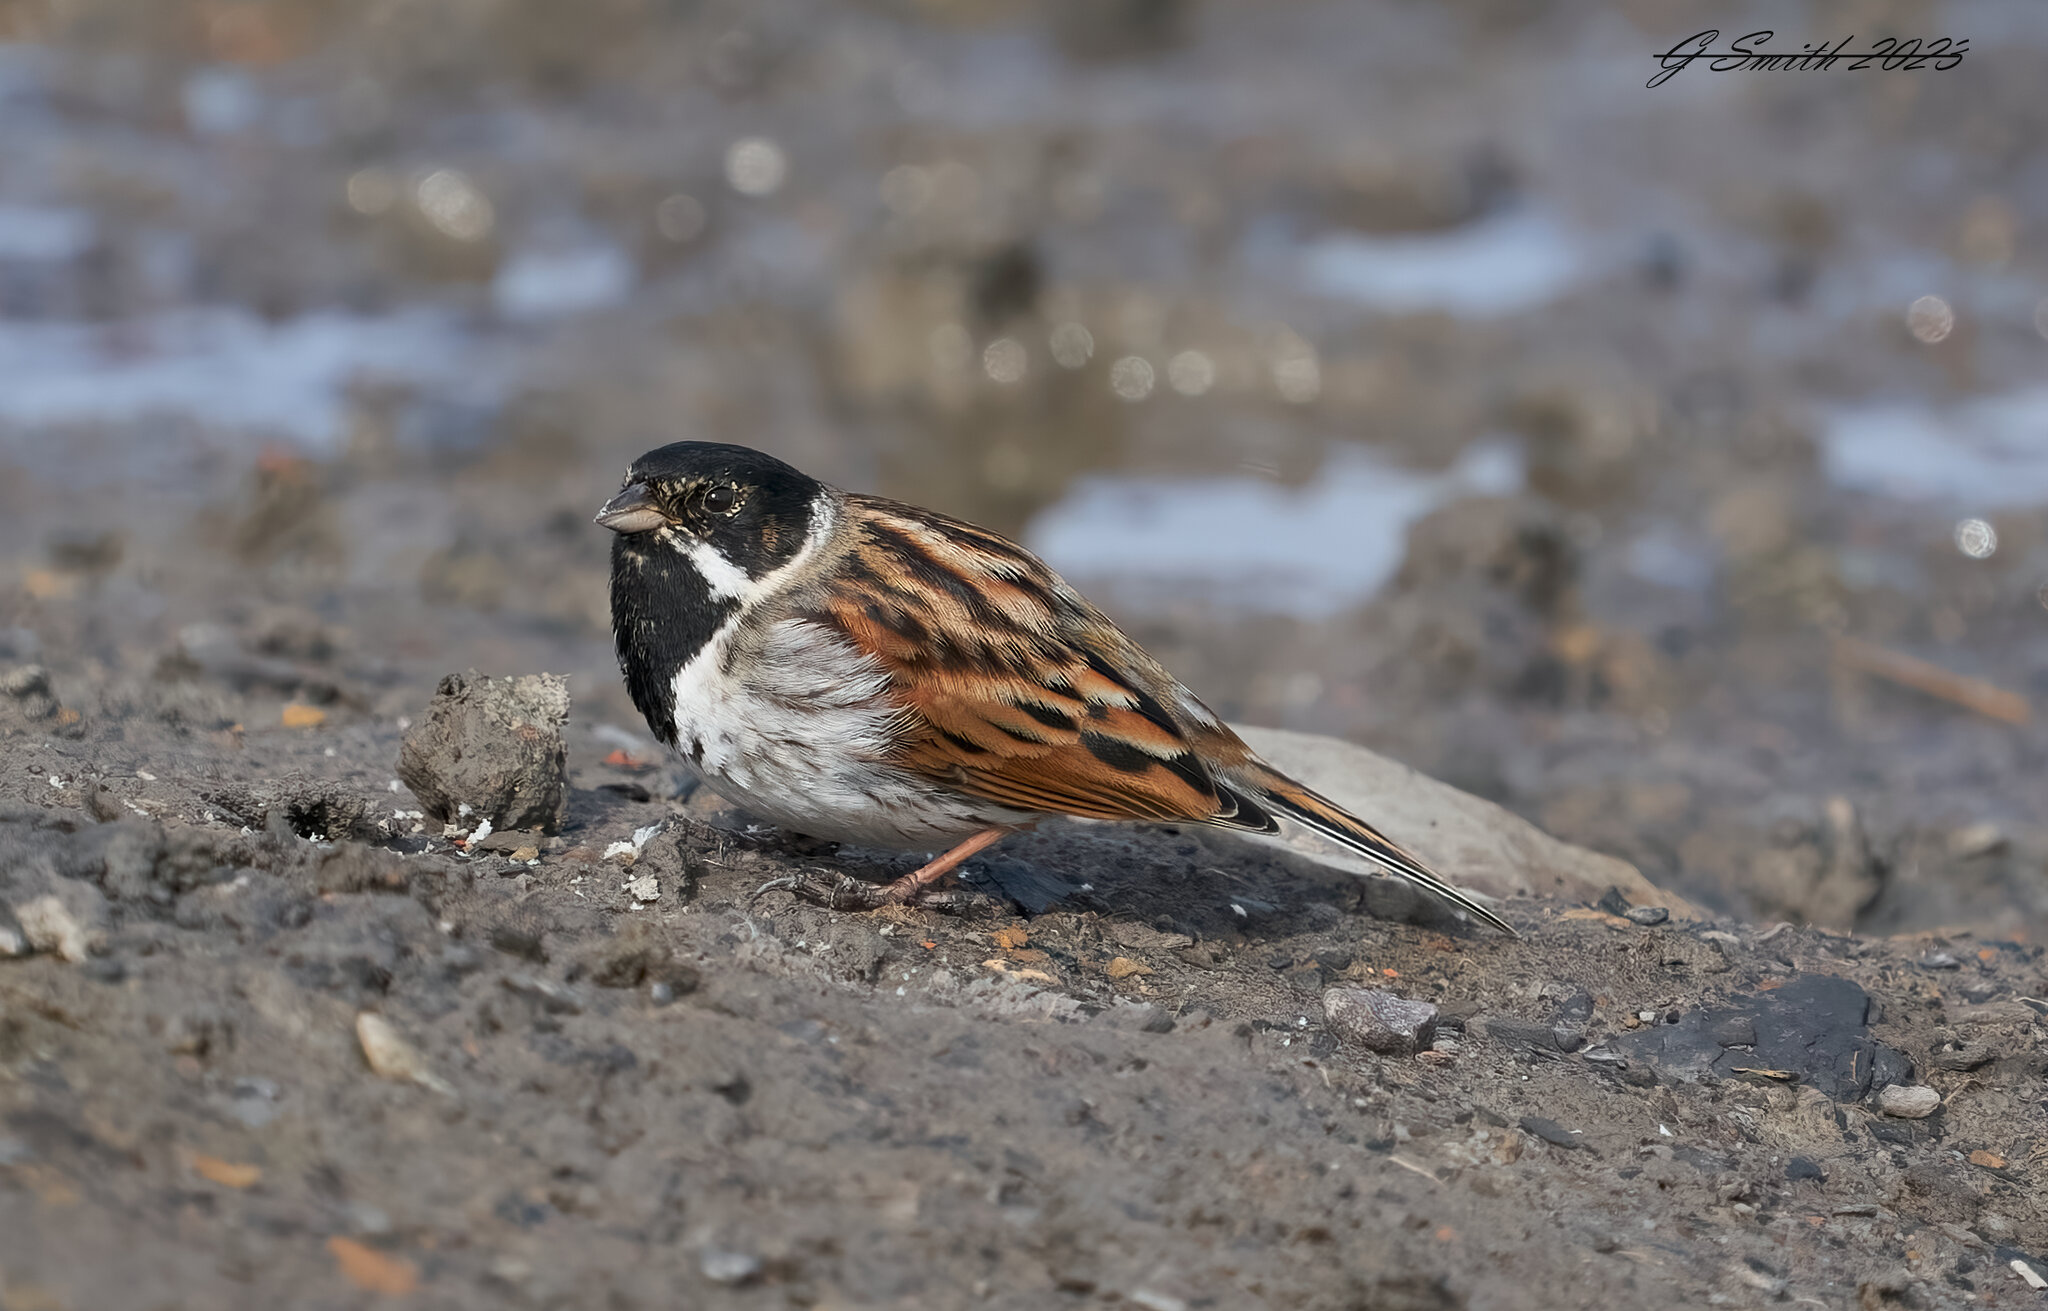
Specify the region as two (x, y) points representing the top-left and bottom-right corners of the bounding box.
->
(810, 495), (1514, 935)
(816, 496), (1254, 826)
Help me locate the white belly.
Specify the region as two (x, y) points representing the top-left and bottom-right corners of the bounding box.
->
(671, 614), (1032, 849)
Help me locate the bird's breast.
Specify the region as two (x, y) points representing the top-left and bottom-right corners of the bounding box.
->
(665, 613), (1009, 846)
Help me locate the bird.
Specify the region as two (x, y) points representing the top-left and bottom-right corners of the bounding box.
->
(597, 441), (1514, 934)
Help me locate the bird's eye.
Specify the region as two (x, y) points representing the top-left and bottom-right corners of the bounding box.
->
(702, 483), (739, 515)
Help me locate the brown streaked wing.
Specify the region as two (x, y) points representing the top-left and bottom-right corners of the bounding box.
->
(819, 497), (1235, 824)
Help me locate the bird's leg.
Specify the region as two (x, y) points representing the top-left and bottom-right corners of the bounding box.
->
(872, 823), (1034, 903)
(768, 824), (1038, 913)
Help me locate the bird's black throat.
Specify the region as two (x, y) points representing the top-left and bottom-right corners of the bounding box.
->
(609, 533), (738, 750)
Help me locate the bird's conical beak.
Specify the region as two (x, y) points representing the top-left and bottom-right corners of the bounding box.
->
(595, 482), (669, 535)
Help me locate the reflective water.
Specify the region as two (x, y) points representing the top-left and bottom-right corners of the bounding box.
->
(1030, 442), (1524, 617)
(1823, 387), (2048, 508)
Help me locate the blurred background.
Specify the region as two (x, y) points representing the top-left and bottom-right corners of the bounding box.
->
(0, 0), (2044, 936)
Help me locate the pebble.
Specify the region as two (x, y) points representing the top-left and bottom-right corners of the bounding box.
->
(0, 904), (25, 958)
(15, 892), (101, 962)
(1322, 988), (1439, 1056)
(228, 1078), (282, 1129)
(1948, 823), (2006, 859)
(355, 1012), (456, 1097)
(500, 975), (584, 1015)
(396, 670), (570, 833)
(1625, 905), (1670, 925)
(1518, 1116), (1586, 1150)
(626, 874), (661, 903)
(699, 1249), (762, 1285)
(1479, 1015), (1566, 1050)
(1876, 1084), (1941, 1119)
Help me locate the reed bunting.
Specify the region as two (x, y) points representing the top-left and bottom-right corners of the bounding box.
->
(598, 442), (1512, 934)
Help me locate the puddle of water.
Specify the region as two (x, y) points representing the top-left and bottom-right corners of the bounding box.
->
(1298, 208), (1587, 318)
(0, 203), (94, 262)
(1821, 387), (2048, 508)
(1626, 523), (1718, 593)
(493, 244), (635, 321)
(1025, 440), (1523, 618)
(0, 307), (483, 455)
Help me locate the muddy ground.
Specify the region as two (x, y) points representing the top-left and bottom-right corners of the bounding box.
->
(2, 591), (2047, 1311)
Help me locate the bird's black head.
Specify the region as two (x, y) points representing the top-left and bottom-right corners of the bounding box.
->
(597, 441), (827, 580)
(598, 443), (831, 750)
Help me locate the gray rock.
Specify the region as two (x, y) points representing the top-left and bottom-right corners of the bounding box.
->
(1877, 1084), (1941, 1119)
(1474, 1015), (1563, 1051)
(1626, 905), (1671, 925)
(1518, 1115), (1588, 1150)
(0, 902), (26, 957)
(6, 871), (110, 962)
(397, 670), (570, 833)
(1, 664), (59, 720)
(1615, 974), (1908, 1102)
(699, 1249), (762, 1285)
(1232, 725), (1690, 916)
(1323, 987), (1439, 1055)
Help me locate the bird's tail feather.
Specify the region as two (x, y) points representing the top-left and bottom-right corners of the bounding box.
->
(1222, 769), (1516, 936)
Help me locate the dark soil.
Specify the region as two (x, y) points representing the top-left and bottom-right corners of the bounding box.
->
(4, 668), (2047, 1309)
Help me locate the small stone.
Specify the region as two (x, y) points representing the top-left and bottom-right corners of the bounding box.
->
(1477, 1015), (1562, 1050)
(699, 1249), (761, 1286)
(1877, 1084), (1940, 1119)
(1948, 823), (2006, 859)
(499, 975), (584, 1015)
(1918, 951), (1962, 970)
(1, 664), (58, 718)
(510, 846), (539, 863)
(0, 903), (26, 958)
(1625, 905), (1670, 926)
(1130, 1291), (1188, 1311)
(1967, 1149), (2005, 1170)
(396, 670), (570, 834)
(14, 892), (105, 962)
(1518, 1116), (1585, 1150)
(355, 1012), (455, 1097)
(1785, 1157), (1825, 1181)
(626, 874), (660, 903)
(1323, 987), (1439, 1055)
(1104, 956), (1153, 979)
